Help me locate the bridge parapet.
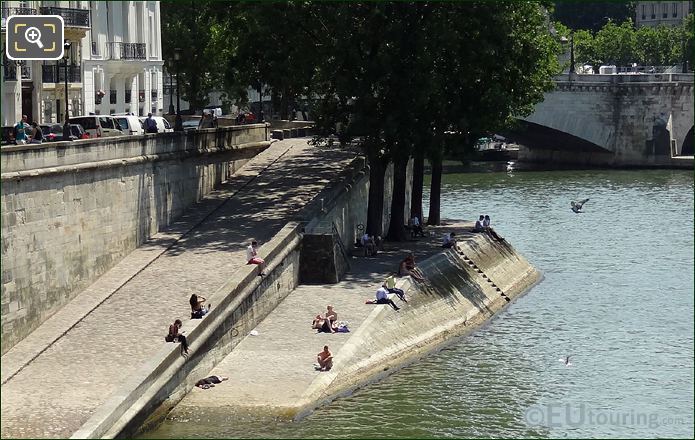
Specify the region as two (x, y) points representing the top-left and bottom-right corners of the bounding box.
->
(554, 72), (694, 84)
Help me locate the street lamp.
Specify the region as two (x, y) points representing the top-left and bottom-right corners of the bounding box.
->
(168, 61), (175, 114)
(63, 40), (72, 140)
(174, 47), (183, 131)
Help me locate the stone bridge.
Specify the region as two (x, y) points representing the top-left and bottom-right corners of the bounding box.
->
(510, 73), (694, 167)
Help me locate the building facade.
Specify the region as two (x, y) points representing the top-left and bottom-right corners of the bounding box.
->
(635, 1), (693, 27)
(1, 1), (163, 126)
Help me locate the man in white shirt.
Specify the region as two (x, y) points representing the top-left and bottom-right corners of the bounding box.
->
(375, 284), (400, 311)
(442, 231), (457, 248)
(246, 240), (265, 274)
(410, 215), (424, 237)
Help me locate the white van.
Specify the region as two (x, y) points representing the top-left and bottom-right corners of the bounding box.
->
(139, 116), (173, 133)
(69, 115), (124, 138)
(112, 114), (144, 135)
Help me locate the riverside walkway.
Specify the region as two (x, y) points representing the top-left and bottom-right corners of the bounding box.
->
(0, 139), (359, 438)
(168, 223), (479, 421)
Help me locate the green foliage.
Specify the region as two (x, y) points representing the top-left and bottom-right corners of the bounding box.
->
(161, 1), (223, 111)
(569, 16), (692, 68)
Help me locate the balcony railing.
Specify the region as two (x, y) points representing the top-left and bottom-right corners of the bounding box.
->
(105, 42), (147, 60)
(38, 7), (90, 28)
(3, 62), (31, 81)
(42, 64), (82, 83)
(1, 7), (37, 28)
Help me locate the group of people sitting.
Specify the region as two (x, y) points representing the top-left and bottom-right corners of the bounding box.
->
(407, 215), (425, 238)
(312, 305), (343, 333)
(473, 215), (501, 239)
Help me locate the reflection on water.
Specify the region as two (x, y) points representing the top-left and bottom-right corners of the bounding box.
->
(142, 169), (694, 439)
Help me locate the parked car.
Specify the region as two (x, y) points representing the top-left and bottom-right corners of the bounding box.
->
(40, 124), (90, 141)
(69, 115), (124, 138)
(112, 114), (144, 135)
(138, 116), (173, 133)
(1, 126), (16, 145)
(181, 119), (200, 131)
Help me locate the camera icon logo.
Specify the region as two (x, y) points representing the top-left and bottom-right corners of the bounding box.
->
(6, 15), (64, 60)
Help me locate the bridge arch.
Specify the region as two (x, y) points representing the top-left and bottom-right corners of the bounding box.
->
(681, 126), (694, 156)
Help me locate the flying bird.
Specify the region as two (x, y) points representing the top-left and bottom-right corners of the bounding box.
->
(571, 198), (589, 213)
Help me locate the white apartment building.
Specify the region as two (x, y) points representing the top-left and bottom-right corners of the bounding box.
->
(1, 1), (163, 126)
(635, 1), (693, 27)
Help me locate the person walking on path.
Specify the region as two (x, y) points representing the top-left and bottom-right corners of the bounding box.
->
(145, 113), (158, 134)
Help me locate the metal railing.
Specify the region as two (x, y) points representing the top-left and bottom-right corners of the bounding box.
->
(105, 42), (147, 60)
(42, 64), (82, 83)
(38, 6), (90, 27)
(3, 62), (31, 81)
(1, 7), (36, 28)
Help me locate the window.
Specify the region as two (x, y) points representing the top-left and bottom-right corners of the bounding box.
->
(99, 116), (114, 129)
(71, 117), (97, 129)
(652, 3), (656, 18)
(642, 4), (646, 19)
(117, 118), (129, 130)
(125, 90), (131, 104)
(163, 119), (171, 129)
(663, 3), (668, 18)
(109, 90), (116, 104)
(673, 2), (678, 17)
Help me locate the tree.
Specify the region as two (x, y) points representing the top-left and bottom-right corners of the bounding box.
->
(161, 1), (224, 111)
(594, 19), (637, 66)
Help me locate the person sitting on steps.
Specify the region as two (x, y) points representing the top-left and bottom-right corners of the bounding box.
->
(384, 273), (407, 302)
(375, 284), (401, 311)
(165, 319), (189, 355)
(473, 215), (486, 232)
(399, 254), (425, 282)
(190, 293), (211, 319)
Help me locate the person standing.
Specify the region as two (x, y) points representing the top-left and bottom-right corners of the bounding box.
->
(14, 115), (29, 144)
(145, 113), (158, 133)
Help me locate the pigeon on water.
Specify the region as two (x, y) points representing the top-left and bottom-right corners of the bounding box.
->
(570, 198), (589, 213)
(558, 356), (572, 367)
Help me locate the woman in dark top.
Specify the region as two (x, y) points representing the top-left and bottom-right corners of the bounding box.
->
(30, 122), (43, 144)
(165, 319), (189, 354)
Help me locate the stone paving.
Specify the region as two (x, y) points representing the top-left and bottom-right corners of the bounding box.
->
(169, 226), (472, 419)
(0, 139), (360, 439)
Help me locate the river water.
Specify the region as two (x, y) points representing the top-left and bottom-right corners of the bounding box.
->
(143, 168), (694, 439)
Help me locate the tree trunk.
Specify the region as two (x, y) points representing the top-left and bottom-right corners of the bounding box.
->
(410, 150), (424, 222)
(427, 155), (442, 225)
(366, 152), (387, 238)
(386, 156), (409, 241)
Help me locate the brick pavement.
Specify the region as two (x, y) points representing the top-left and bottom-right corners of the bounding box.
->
(0, 139), (359, 439)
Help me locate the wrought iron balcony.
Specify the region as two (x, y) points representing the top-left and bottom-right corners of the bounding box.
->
(42, 64), (82, 83)
(2, 7), (37, 28)
(3, 62), (31, 80)
(105, 42), (147, 60)
(38, 7), (90, 28)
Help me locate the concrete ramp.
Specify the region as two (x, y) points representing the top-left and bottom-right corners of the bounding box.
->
(168, 225), (541, 422)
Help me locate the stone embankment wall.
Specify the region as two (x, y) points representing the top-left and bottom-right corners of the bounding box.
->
(294, 231), (542, 419)
(0, 125), (269, 354)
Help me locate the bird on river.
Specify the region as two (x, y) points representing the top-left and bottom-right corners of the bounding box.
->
(558, 356), (572, 367)
(570, 198), (589, 213)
